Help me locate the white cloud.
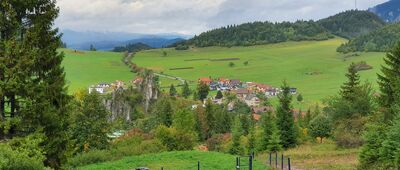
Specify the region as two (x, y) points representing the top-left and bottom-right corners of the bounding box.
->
(55, 0), (388, 35)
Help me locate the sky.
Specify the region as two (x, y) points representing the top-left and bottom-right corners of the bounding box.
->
(55, 0), (388, 35)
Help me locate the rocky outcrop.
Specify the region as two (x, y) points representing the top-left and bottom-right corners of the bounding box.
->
(104, 87), (133, 122)
(137, 70), (159, 113)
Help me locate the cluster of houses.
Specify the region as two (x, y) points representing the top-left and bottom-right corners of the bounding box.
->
(198, 77), (297, 107)
(88, 80), (126, 94)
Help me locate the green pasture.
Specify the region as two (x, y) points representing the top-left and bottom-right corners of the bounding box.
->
(133, 38), (386, 104)
(78, 151), (269, 170)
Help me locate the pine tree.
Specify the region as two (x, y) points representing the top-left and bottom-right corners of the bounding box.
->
(276, 81), (297, 148)
(214, 106), (232, 134)
(181, 81), (191, 98)
(169, 84), (177, 96)
(297, 93), (303, 103)
(215, 90), (223, 99)
(0, 1), (72, 167)
(340, 63), (360, 101)
(229, 116), (243, 155)
(248, 126), (256, 154)
(260, 111), (275, 151)
(197, 82), (210, 101)
(267, 127), (283, 153)
(204, 99), (215, 139)
(377, 43), (400, 121)
(304, 108), (312, 127)
(153, 97), (173, 127)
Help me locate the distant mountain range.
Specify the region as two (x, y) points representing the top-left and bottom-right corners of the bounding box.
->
(369, 0), (400, 23)
(61, 29), (191, 50)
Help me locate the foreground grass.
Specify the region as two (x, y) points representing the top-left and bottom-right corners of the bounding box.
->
(78, 151), (269, 170)
(257, 139), (359, 170)
(134, 38), (385, 104)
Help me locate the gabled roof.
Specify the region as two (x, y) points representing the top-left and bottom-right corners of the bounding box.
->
(199, 77), (212, 83)
(234, 88), (253, 95)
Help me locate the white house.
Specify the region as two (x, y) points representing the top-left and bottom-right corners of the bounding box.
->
(89, 86), (106, 94)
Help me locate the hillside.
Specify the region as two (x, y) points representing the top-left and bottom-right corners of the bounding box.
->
(133, 38), (385, 103)
(113, 43), (153, 53)
(62, 49), (134, 92)
(318, 10), (385, 39)
(369, 0), (400, 23)
(337, 23), (400, 53)
(184, 20), (333, 47)
(78, 151), (269, 170)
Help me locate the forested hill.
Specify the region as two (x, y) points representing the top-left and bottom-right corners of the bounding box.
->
(318, 10), (386, 39)
(112, 43), (152, 53)
(185, 21), (334, 47)
(369, 0), (400, 23)
(179, 10), (384, 47)
(337, 23), (400, 53)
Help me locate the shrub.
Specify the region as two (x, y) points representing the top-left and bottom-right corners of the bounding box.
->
(0, 133), (47, 170)
(333, 116), (367, 148)
(65, 149), (113, 168)
(154, 125), (196, 151)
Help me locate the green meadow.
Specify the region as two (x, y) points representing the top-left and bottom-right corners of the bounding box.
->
(61, 49), (134, 93)
(78, 151), (268, 170)
(133, 38), (386, 104)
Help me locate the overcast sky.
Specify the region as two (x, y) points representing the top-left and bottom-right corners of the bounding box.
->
(55, 0), (388, 35)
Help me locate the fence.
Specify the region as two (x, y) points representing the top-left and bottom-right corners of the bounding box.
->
(141, 152), (290, 170)
(268, 152), (291, 170)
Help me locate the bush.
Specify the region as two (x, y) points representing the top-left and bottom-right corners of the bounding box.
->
(65, 150), (113, 168)
(333, 116), (367, 148)
(206, 134), (230, 152)
(154, 125), (196, 151)
(0, 133), (47, 170)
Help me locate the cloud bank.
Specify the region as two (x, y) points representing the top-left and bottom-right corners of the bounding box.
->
(55, 0), (387, 35)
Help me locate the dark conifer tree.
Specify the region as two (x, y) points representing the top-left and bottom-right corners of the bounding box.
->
(0, 1), (71, 167)
(181, 81), (191, 98)
(340, 63), (361, 101)
(276, 81), (297, 148)
(378, 43), (400, 121)
(169, 84), (177, 96)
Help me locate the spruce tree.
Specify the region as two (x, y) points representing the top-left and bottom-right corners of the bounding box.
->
(260, 111), (274, 151)
(276, 81), (297, 148)
(181, 81), (191, 98)
(229, 116), (243, 155)
(340, 63), (361, 101)
(153, 97), (173, 127)
(169, 84), (177, 96)
(197, 82), (209, 101)
(215, 90), (223, 99)
(267, 127), (283, 153)
(204, 99), (215, 139)
(248, 126), (256, 154)
(378, 43), (400, 121)
(0, 1), (71, 167)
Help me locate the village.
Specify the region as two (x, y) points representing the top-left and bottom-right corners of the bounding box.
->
(88, 76), (298, 120)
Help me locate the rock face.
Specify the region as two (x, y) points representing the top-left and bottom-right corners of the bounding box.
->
(104, 87), (133, 122)
(137, 70), (159, 113)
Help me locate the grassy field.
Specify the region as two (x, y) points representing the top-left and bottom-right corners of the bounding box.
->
(61, 49), (134, 92)
(78, 151), (269, 170)
(61, 49), (181, 93)
(133, 38), (386, 104)
(257, 139), (359, 170)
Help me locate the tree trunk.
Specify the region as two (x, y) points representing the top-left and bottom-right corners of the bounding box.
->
(320, 137), (323, 143)
(0, 96), (4, 120)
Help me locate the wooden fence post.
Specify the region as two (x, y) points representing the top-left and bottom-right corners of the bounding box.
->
(249, 155), (253, 170)
(281, 154), (284, 169)
(269, 153), (272, 166)
(288, 157), (291, 170)
(275, 152), (278, 169)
